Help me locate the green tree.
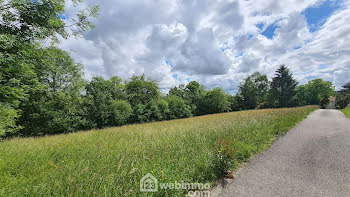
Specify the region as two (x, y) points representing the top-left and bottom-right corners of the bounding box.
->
(183, 81), (206, 115)
(199, 88), (230, 114)
(168, 84), (185, 98)
(295, 79), (334, 105)
(85, 76), (125, 128)
(319, 94), (330, 109)
(238, 72), (269, 109)
(0, 0), (98, 42)
(145, 99), (169, 121)
(0, 0), (98, 136)
(336, 81), (350, 109)
(111, 100), (132, 126)
(132, 104), (148, 123)
(0, 103), (19, 136)
(166, 95), (192, 119)
(18, 47), (90, 135)
(269, 65), (298, 107)
(226, 94), (237, 111)
(125, 75), (160, 106)
(341, 81), (350, 93)
(294, 85), (308, 106)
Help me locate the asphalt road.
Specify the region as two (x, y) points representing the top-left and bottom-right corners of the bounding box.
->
(212, 109), (350, 197)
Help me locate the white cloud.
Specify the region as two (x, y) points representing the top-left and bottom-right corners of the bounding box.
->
(60, 0), (350, 93)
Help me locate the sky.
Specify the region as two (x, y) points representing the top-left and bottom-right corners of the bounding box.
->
(59, 0), (350, 93)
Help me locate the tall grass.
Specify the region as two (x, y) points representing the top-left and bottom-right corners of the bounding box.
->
(0, 106), (317, 196)
(340, 106), (350, 118)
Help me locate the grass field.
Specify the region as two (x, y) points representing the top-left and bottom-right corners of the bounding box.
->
(340, 106), (350, 118)
(0, 106), (318, 196)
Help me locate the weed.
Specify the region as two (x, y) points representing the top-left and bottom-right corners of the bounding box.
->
(211, 137), (236, 177)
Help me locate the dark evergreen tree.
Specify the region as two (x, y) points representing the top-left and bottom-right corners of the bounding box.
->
(269, 65), (298, 107)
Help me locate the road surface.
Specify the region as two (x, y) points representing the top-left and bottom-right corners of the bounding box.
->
(212, 109), (350, 197)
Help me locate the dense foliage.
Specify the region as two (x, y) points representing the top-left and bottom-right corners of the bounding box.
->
(336, 82), (350, 109)
(237, 72), (269, 109)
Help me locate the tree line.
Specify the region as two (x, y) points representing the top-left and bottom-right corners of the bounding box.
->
(1, 0), (349, 137)
(1, 47), (346, 137)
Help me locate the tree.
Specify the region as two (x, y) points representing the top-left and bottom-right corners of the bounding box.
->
(293, 85), (308, 106)
(0, 103), (19, 136)
(111, 100), (132, 126)
(0, 0), (98, 136)
(0, 0), (98, 42)
(226, 94), (237, 111)
(0, 38), (40, 136)
(341, 81), (350, 93)
(199, 88), (230, 115)
(85, 76), (125, 128)
(0, 0), (98, 104)
(18, 47), (90, 135)
(166, 95), (192, 119)
(319, 94), (330, 109)
(145, 99), (169, 121)
(238, 72), (269, 109)
(336, 81), (350, 109)
(269, 65), (298, 107)
(125, 75), (160, 106)
(294, 79), (334, 106)
(168, 84), (185, 98)
(183, 81), (206, 115)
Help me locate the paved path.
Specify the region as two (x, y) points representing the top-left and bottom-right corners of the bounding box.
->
(212, 109), (350, 197)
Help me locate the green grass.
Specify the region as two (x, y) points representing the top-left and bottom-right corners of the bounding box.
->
(0, 106), (318, 196)
(340, 106), (350, 118)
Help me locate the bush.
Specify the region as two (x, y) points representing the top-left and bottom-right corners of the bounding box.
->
(319, 95), (330, 109)
(145, 99), (169, 122)
(199, 88), (230, 115)
(256, 101), (270, 109)
(132, 104), (148, 123)
(211, 137), (236, 177)
(336, 94), (350, 109)
(111, 100), (132, 126)
(166, 95), (192, 119)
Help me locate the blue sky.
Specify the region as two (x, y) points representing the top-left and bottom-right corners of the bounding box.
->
(260, 0), (343, 39)
(61, 0), (350, 93)
(303, 0), (343, 32)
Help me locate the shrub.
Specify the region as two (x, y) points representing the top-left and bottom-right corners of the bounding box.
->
(199, 88), (230, 115)
(319, 95), (330, 109)
(211, 137), (236, 177)
(166, 95), (192, 119)
(111, 100), (132, 126)
(256, 101), (270, 109)
(145, 99), (169, 121)
(132, 104), (148, 123)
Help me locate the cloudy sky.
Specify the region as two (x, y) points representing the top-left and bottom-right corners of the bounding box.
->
(60, 0), (350, 93)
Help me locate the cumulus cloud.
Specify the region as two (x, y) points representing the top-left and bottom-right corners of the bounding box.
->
(59, 0), (350, 92)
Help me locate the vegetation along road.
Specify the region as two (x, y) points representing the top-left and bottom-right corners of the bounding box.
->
(0, 106), (316, 196)
(213, 109), (350, 197)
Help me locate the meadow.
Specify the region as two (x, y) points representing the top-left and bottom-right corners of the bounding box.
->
(340, 106), (350, 118)
(0, 106), (317, 196)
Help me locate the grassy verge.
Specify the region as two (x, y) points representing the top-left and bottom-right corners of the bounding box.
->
(0, 106), (318, 196)
(340, 106), (350, 118)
